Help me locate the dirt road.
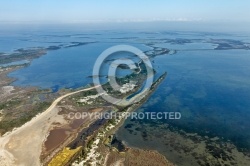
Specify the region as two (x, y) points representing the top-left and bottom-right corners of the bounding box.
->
(0, 85), (99, 166)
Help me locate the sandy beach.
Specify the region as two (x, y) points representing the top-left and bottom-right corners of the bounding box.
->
(0, 86), (99, 166)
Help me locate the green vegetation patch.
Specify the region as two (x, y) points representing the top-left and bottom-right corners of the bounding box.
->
(0, 101), (51, 134)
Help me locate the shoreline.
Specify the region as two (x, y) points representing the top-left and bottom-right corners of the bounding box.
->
(0, 62), (171, 166)
(0, 30), (250, 165)
(67, 72), (171, 166)
(0, 84), (100, 165)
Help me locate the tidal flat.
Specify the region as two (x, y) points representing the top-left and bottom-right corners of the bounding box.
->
(0, 29), (250, 165)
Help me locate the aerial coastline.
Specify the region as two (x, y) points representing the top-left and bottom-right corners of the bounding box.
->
(1, 1), (250, 165)
(0, 46), (172, 165)
(0, 31), (250, 166)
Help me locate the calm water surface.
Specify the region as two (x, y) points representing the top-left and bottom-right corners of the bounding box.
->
(1, 29), (250, 164)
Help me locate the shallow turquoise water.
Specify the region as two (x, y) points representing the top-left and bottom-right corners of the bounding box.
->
(116, 47), (250, 165)
(1, 29), (250, 163)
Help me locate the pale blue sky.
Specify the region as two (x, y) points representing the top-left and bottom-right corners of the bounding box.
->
(0, 0), (249, 23)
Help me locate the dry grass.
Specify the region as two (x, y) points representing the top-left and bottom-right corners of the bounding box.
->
(48, 147), (82, 166)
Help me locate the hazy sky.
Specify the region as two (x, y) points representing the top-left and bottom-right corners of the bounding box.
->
(0, 0), (249, 23)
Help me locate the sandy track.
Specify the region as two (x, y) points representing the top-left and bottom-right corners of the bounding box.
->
(0, 86), (99, 166)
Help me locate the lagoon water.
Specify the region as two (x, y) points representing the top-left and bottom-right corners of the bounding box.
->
(2, 28), (250, 164)
(116, 48), (250, 165)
